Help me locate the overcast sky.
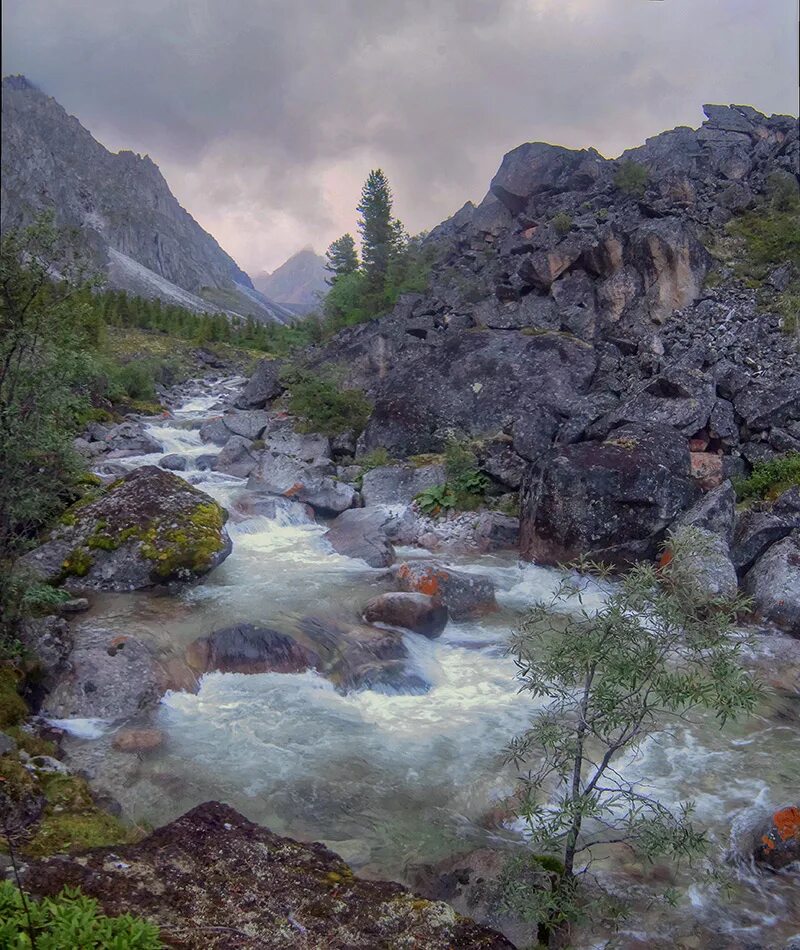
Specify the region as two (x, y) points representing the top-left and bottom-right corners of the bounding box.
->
(3, 0), (798, 274)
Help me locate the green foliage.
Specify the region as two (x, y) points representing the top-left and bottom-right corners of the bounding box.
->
(0, 881), (163, 948)
(355, 447), (392, 470)
(282, 367), (371, 436)
(733, 452), (800, 502)
(414, 438), (490, 516)
(325, 233), (359, 284)
(614, 160), (648, 197)
(415, 483), (457, 516)
(503, 531), (762, 943)
(0, 667), (28, 728)
(551, 212), (573, 237)
(0, 217), (93, 565)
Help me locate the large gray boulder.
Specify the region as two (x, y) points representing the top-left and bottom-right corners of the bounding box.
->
(247, 452), (356, 515)
(222, 409), (270, 440)
(520, 424), (699, 567)
(213, 435), (258, 479)
(673, 480), (736, 544)
(360, 464), (446, 507)
(234, 358), (285, 408)
(261, 419), (331, 462)
(324, 507), (396, 568)
(21, 466), (232, 591)
(731, 487), (800, 575)
(41, 628), (162, 721)
(102, 421), (162, 458)
(745, 533), (800, 637)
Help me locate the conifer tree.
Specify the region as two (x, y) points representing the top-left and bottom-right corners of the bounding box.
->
(325, 234), (359, 284)
(357, 169), (400, 292)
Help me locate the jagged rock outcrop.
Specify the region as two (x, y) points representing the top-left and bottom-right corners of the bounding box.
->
(236, 103), (799, 565)
(0, 75), (293, 323)
(21, 466), (232, 591)
(19, 801), (513, 949)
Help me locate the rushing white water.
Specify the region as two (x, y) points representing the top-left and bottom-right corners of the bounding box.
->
(66, 378), (799, 947)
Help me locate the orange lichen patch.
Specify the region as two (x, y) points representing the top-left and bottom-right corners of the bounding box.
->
(658, 549), (673, 568)
(109, 636), (129, 649)
(283, 482), (304, 498)
(773, 806), (800, 842)
(761, 834), (775, 851)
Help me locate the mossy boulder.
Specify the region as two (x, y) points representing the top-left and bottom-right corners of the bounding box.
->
(20, 801), (513, 948)
(21, 466), (232, 591)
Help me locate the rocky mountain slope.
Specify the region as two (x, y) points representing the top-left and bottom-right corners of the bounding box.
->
(0, 75), (294, 324)
(238, 103), (799, 629)
(254, 247), (328, 314)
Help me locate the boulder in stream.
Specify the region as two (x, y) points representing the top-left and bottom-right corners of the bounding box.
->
(186, 624), (318, 676)
(21, 466), (232, 591)
(19, 801), (514, 948)
(363, 592), (448, 638)
(41, 627), (162, 721)
(754, 804), (800, 871)
(393, 561), (498, 620)
(324, 507), (396, 567)
(744, 532), (800, 637)
(247, 452), (356, 515)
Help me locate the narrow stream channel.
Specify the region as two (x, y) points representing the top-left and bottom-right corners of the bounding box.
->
(59, 379), (800, 947)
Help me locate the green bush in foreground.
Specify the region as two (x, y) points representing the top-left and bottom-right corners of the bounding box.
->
(0, 881), (163, 948)
(503, 530), (761, 947)
(733, 452), (800, 502)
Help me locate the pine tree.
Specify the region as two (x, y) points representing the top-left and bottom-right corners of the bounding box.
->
(325, 234), (359, 284)
(357, 169), (399, 292)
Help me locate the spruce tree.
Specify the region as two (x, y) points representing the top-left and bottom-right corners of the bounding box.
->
(357, 169), (399, 292)
(325, 234), (359, 284)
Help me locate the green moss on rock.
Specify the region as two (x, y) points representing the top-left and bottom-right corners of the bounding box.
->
(0, 668), (28, 728)
(140, 502), (228, 578)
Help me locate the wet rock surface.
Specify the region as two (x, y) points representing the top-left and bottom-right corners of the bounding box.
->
(19, 801), (513, 949)
(394, 561), (498, 620)
(363, 592), (449, 638)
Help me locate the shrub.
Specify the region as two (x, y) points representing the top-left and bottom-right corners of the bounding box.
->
(503, 533), (761, 944)
(614, 160), (648, 197)
(733, 452), (800, 502)
(551, 212), (573, 237)
(282, 368), (371, 436)
(356, 447), (392, 470)
(0, 881), (163, 948)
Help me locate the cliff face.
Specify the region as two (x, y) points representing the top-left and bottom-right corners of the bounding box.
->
(0, 75), (293, 323)
(254, 247), (328, 314)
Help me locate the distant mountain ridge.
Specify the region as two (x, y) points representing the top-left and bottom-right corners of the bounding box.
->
(253, 247), (328, 314)
(0, 75), (294, 324)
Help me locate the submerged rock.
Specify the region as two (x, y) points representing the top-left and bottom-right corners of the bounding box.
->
(186, 623), (318, 676)
(21, 466), (232, 591)
(20, 801), (513, 948)
(393, 561), (498, 620)
(363, 592), (448, 638)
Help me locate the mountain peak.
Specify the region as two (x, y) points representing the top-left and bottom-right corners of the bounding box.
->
(254, 248), (327, 314)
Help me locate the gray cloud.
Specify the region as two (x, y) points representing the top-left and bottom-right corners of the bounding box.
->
(3, 0), (797, 272)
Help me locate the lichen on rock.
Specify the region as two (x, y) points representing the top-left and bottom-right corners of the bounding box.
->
(21, 466), (232, 591)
